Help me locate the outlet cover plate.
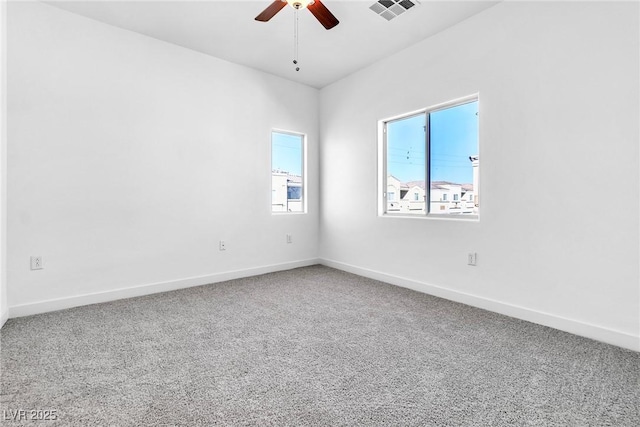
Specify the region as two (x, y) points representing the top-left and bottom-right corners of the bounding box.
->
(30, 256), (43, 270)
(467, 252), (477, 266)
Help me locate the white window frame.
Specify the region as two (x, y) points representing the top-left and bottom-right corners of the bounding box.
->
(377, 94), (479, 220)
(271, 129), (307, 215)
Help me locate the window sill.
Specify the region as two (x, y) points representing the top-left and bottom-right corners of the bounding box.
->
(380, 213), (479, 222)
(272, 212), (307, 216)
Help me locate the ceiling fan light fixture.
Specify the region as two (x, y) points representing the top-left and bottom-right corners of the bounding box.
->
(286, 0), (315, 10)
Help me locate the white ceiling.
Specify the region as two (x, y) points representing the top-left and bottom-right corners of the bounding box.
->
(45, 0), (499, 88)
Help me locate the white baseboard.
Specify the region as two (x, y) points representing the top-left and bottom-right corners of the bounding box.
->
(7, 257), (638, 352)
(8, 258), (320, 319)
(0, 308), (7, 329)
(320, 258), (640, 352)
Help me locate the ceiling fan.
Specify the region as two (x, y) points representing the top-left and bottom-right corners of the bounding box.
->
(255, 0), (340, 30)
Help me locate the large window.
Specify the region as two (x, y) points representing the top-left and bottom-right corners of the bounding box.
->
(381, 96), (479, 217)
(272, 130), (305, 213)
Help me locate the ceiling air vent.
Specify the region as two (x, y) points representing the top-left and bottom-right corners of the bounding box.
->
(370, 0), (419, 21)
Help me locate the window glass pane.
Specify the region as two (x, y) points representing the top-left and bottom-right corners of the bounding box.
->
(386, 114), (426, 214)
(429, 100), (479, 215)
(272, 131), (304, 213)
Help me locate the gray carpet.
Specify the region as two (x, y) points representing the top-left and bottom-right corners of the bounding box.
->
(1, 265), (638, 426)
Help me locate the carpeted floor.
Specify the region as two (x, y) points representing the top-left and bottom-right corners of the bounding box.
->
(1, 265), (638, 426)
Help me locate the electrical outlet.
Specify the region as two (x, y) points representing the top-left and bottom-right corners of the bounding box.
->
(30, 256), (43, 270)
(467, 252), (477, 266)
(219, 240), (226, 251)
(286, 234), (292, 244)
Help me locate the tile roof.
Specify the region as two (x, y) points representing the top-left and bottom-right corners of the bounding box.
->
(402, 180), (474, 191)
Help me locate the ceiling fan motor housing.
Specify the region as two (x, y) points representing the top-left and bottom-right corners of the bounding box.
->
(287, 0), (315, 10)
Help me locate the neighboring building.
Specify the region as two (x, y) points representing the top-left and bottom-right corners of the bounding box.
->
(272, 170), (303, 212)
(469, 155), (479, 213)
(386, 155), (478, 215)
(387, 175), (411, 212)
(387, 178), (476, 215)
(430, 181), (475, 214)
(404, 180), (426, 212)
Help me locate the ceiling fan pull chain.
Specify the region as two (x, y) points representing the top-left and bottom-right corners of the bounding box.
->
(293, 9), (300, 71)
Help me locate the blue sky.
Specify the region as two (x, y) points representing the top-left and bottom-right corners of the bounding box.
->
(387, 100), (478, 184)
(272, 132), (303, 176)
(272, 101), (477, 183)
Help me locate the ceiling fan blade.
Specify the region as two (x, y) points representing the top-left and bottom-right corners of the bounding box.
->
(308, 1), (339, 30)
(255, 1), (287, 22)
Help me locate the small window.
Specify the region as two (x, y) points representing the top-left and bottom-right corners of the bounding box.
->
(381, 96), (479, 217)
(388, 191), (395, 201)
(272, 130), (305, 213)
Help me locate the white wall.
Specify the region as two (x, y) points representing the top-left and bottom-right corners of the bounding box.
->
(6, 1), (319, 315)
(319, 1), (640, 350)
(0, 0), (8, 327)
